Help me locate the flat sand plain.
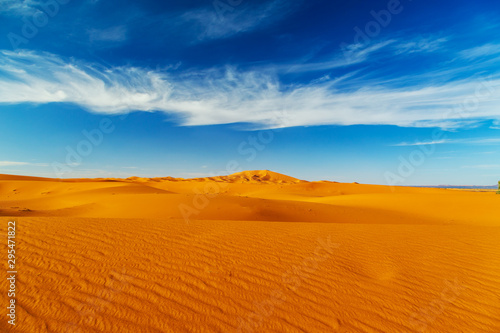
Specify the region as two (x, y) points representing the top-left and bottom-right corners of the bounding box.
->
(1, 170), (499, 332)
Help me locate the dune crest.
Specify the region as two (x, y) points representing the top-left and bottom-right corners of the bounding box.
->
(225, 169), (305, 183)
(170, 170), (305, 184)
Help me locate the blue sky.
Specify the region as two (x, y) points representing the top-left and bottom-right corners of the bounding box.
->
(0, 0), (500, 185)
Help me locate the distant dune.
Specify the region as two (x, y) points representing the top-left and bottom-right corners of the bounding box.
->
(1, 171), (499, 332)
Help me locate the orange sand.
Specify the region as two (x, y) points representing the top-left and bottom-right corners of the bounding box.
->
(0, 170), (499, 332)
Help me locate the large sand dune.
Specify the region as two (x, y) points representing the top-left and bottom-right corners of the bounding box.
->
(1, 171), (499, 332)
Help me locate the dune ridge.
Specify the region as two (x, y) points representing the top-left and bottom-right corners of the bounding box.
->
(0, 170), (304, 184)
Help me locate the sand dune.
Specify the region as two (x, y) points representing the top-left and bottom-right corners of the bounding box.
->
(0, 171), (499, 332)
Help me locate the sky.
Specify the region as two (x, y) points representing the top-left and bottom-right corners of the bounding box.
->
(0, 0), (500, 185)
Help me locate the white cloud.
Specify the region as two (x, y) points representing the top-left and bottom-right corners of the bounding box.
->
(0, 161), (29, 166)
(0, 161), (48, 167)
(394, 137), (500, 147)
(1, 50), (500, 129)
(392, 140), (449, 147)
(462, 164), (500, 169)
(467, 138), (500, 144)
(0, 0), (40, 16)
(490, 120), (500, 129)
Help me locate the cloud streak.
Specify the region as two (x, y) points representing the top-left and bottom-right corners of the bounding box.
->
(393, 137), (500, 147)
(392, 140), (449, 146)
(462, 164), (500, 169)
(1, 49), (500, 129)
(0, 161), (48, 167)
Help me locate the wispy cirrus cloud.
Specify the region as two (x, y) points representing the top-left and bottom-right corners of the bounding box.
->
(282, 35), (447, 74)
(394, 36), (448, 55)
(1, 47), (500, 129)
(284, 40), (396, 73)
(88, 25), (128, 43)
(181, 0), (297, 41)
(459, 43), (500, 60)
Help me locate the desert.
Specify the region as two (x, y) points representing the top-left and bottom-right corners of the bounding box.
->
(2, 0), (500, 332)
(1, 170), (499, 332)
